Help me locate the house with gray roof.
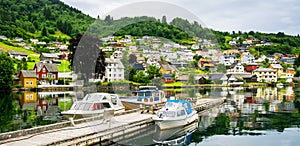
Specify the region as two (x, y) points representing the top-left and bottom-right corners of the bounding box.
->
(252, 68), (277, 82)
(40, 53), (59, 63)
(34, 62), (58, 85)
(8, 50), (28, 60)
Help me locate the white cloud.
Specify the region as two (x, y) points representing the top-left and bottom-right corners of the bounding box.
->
(61, 0), (300, 35)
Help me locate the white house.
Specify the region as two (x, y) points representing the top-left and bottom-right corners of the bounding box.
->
(228, 63), (244, 73)
(219, 53), (237, 66)
(8, 50), (28, 60)
(104, 58), (124, 82)
(241, 52), (255, 64)
(252, 68), (277, 82)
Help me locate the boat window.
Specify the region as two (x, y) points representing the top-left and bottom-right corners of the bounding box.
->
(83, 103), (92, 110)
(145, 91), (151, 97)
(165, 102), (175, 108)
(166, 111), (175, 117)
(177, 110), (186, 117)
(137, 92), (145, 96)
(102, 96), (107, 100)
(75, 103), (85, 110)
(102, 103), (111, 109)
(132, 92), (137, 96)
(92, 103), (102, 110)
(111, 96), (117, 105)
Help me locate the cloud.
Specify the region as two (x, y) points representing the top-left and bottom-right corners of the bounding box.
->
(61, 0), (300, 35)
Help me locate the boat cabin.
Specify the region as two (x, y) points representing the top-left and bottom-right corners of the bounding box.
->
(70, 93), (123, 111)
(157, 100), (193, 118)
(131, 90), (164, 102)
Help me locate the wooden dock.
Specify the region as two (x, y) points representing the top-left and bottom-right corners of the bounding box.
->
(0, 98), (224, 146)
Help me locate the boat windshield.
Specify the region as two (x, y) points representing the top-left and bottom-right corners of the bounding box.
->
(157, 111), (176, 118)
(71, 102), (93, 110)
(165, 102), (176, 108)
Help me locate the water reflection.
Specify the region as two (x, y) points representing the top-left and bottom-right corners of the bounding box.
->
(113, 87), (300, 146)
(0, 91), (82, 133)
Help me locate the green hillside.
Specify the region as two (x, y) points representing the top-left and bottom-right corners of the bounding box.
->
(0, 0), (94, 41)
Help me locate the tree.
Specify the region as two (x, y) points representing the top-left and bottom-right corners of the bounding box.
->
(162, 16), (167, 23)
(146, 65), (162, 80)
(295, 55), (300, 67)
(0, 53), (15, 90)
(128, 67), (137, 81)
(68, 33), (83, 69)
(187, 73), (196, 85)
(68, 34), (106, 83)
(41, 26), (48, 36)
(133, 71), (150, 84)
(121, 51), (130, 80)
(94, 49), (107, 80)
(217, 64), (226, 73)
(128, 54), (137, 65)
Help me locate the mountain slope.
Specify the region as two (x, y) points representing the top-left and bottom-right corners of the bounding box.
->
(0, 0), (94, 40)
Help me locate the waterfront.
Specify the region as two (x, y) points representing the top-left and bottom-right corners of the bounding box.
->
(114, 86), (300, 146)
(0, 86), (300, 146)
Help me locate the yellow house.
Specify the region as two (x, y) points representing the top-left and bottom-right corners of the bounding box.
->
(23, 92), (37, 103)
(160, 63), (179, 77)
(19, 70), (37, 88)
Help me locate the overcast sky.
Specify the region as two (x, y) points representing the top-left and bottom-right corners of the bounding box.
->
(61, 0), (300, 35)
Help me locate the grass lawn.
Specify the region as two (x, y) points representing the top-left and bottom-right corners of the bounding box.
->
(196, 70), (207, 74)
(163, 82), (185, 87)
(57, 60), (72, 72)
(0, 42), (37, 55)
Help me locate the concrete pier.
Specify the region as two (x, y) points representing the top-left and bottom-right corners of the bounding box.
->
(0, 98), (224, 146)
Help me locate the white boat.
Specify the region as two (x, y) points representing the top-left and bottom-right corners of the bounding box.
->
(61, 93), (125, 119)
(120, 86), (166, 110)
(152, 100), (198, 130)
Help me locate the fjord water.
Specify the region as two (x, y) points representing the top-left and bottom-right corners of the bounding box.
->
(115, 87), (300, 146)
(1, 87), (300, 146)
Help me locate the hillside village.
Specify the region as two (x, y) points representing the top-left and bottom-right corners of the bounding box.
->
(0, 33), (298, 89)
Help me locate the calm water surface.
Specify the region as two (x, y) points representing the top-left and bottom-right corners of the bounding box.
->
(115, 86), (300, 146)
(1, 87), (300, 146)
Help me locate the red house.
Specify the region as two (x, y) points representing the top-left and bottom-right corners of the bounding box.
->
(246, 63), (259, 72)
(34, 62), (58, 81)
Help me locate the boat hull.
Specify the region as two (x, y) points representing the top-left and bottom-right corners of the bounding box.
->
(153, 112), (198, 130)
(121, 100), (161, 110)
(61, 108), (124, 119)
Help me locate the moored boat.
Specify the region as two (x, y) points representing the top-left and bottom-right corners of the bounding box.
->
(152, 100), (198, 130)
(120, 86), (166, 110)
(61, 93), (125, 119)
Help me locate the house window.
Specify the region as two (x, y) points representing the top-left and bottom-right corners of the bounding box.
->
(42, 74), (47, 78)
(109, 74), (111, 77)
(114, 74), (116, 77)
(119, 74), (121, 77)
(42, 68), (46, 72)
